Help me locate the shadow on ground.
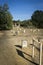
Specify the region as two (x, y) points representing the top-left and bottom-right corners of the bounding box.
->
(15, 45), (22, 48)
(15, 45), (39, 65)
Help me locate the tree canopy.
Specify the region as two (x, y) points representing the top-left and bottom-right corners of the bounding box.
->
(31, 10), (43, 28)
(0, 4), (13, 30)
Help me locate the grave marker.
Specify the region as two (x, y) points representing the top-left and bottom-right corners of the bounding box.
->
(23, 29), (25, 33)
(22, 40), (27, 48)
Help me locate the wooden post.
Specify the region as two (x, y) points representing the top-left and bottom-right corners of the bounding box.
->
(38, 38), (42, 65)
(32, 38), (42, 65)
(40, 43), (42, 65)
(32, 40), (35, 58)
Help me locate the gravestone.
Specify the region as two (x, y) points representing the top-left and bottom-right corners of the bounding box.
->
(20, 28), (21, 31)
(17, 30), (20, 34)
(23, 29), (25, 33)
(38, 29), (40, 32)
(22, 40), (27, 48)
(30, 29), (33, 32)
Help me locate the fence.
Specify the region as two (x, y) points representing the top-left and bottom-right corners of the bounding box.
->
(32, 38), (42, 65)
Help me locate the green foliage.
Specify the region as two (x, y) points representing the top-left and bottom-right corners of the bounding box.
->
(13, 19), (33, 28)
(0, 4), (13, 30)
(19, 20), (33, 28)
(31, 10), (43, 28)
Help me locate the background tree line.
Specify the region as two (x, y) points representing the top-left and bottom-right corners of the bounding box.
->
(31, 10), (43, 28)
(13, 10), (43, 28)
(0, 4), (43, 30)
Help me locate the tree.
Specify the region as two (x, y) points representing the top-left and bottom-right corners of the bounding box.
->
(31, 10), (43, 28)
(0, 4), (13, 30)
(3, 4), (9, 12)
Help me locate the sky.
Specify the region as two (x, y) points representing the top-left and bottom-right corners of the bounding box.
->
(0, 0), (43, 21)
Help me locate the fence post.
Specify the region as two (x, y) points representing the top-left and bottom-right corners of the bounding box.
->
(32, 39), (35, 58)
(40, 43), (42, 65)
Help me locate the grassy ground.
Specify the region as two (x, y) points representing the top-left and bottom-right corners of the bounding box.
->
(0, 27), (43, 65)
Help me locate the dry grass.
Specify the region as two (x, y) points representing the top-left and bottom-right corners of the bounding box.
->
(0, 27), (43, 65)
